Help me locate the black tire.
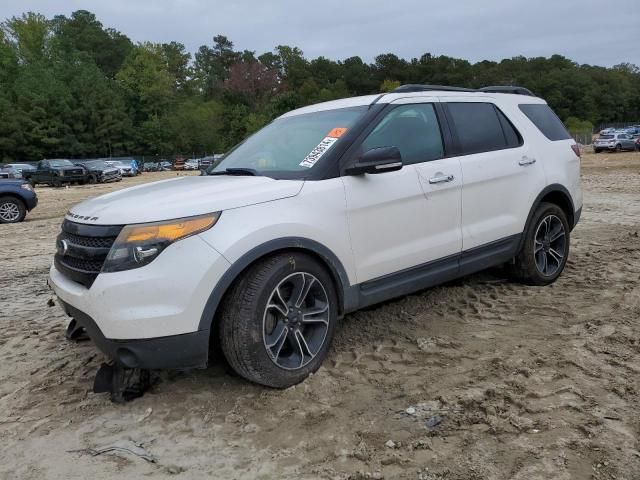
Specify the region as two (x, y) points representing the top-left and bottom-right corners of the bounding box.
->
(52, 179), (62, 188)
(508, 202), (570, 286)
(594, 149), (601, 153)
(88, 175), (97, 184)
(0, 196), (27, 223)
(615, 144), (622, 152)
(219, 252), (338, 388)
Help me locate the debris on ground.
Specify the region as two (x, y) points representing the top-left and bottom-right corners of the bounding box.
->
(426, 415), (443, 429)
(68, 439), (157, 463)
(136, 407), (153, 422)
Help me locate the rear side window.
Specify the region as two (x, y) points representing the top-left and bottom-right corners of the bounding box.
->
(447, 102), (521, 155)
(519, 104), (571, 141)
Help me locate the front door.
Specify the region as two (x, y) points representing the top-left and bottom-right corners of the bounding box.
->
(342, 101), (462, 283)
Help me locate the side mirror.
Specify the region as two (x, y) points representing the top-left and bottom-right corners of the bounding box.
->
(344, 146), (403, 176)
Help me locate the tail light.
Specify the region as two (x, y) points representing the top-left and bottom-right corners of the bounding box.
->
(571, 144), (581, 158)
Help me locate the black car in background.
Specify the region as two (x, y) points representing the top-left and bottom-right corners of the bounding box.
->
(0, 179), (38, 223)
(74, 160), (122, 184)
(23, 159), (86, 186)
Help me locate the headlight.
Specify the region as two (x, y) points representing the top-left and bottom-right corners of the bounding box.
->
(102, 212), (221, 273)
(21, 183), (33, 192)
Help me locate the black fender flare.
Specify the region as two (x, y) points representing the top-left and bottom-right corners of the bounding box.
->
(197, 237), (355, 332)
(518, 183), (577, 251)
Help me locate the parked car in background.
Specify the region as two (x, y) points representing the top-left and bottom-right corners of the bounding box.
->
(599, 128), (616, 135)
(0, 165), (21, 179)
(635, 136), (640, 151)
(199, 155), (224, 171)
(159, 160), (172, 171)
(4, 163), (37, 178)
(24, 159), (87, 186)
(594, 132), (637, 152)
(106, 160), (137, 177)
(184, 159), (200, 170)
(75, 160), (122, 184)
(143, 162), (158, 172)
(0, 179), (38, 223)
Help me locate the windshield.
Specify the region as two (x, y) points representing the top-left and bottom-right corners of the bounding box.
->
(49, 160), (74, 167)
(208, 106), (367, 177)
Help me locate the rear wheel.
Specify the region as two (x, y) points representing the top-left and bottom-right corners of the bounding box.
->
(0, 196), (26, 223)
(594, 149), (601, 153)
(219, 252), (338, 388)
(508, 202), (570, 286)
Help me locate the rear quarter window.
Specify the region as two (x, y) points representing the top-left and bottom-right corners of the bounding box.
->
(519, 104), (572, 141)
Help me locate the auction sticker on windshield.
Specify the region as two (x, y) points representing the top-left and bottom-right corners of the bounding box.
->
(300, 128), (348, 168)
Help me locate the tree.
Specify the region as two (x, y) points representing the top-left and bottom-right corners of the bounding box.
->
(2, 12), (50, 64)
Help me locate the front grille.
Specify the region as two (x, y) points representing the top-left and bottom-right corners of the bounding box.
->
(55, 220), (123, 288)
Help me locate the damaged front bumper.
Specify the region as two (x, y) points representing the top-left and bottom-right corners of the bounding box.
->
(57, 298), (210, 370)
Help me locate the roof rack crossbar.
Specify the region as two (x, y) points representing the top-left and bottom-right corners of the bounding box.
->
(390, 84), (535, 97)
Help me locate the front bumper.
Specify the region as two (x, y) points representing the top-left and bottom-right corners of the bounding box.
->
(59, 299), (209, 369)
(593, 144), (616, 150)
(48, 234), (232, 368)
(25, 193), (38, 210)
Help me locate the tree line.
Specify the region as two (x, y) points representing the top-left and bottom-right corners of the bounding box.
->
(1, 10), (639, 161)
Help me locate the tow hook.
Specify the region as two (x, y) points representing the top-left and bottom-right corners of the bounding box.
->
(93, 362), (155, 404)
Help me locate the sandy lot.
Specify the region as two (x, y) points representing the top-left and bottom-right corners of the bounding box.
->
(1, 153), (639, 480)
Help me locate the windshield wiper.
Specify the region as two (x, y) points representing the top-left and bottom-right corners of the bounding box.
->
(209, 167), (259, 176)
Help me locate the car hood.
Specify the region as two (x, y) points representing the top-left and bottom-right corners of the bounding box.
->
(66, 175), (304, 225)
(0, 179), (26, 186)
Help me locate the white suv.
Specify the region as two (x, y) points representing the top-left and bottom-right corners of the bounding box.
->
(49, 85), (582, 388)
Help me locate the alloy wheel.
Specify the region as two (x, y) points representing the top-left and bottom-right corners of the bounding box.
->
(534, 214), (566, 276)
(262, 272), (330, 370)
(0, 201), (20, 222)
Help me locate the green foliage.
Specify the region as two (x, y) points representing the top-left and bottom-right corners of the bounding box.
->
(0, 9), (639, 161)
(380, 79), (401, 92)
(564, 116), (593, 135)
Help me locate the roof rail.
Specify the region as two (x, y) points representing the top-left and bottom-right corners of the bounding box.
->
(477, 86), (535, 96)
(391, 84), (476, 93)
(390, 84), (536, 97)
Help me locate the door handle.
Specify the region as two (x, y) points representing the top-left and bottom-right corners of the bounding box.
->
(519, 156), (537, 166)
(428, 173), (455, 184)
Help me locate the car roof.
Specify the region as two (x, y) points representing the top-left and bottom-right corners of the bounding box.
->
(280, 90), (546, 118)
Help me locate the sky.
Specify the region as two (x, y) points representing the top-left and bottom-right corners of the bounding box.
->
(1, 0), (639, 67)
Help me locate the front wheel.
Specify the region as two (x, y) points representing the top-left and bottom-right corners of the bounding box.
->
(219, 252), (338, 388)
(0, 196), (26, 223)
(615, 144), (622, 152)
(508, 202), (570, 286)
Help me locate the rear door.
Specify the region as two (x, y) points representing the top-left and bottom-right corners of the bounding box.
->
(442, 98), (546, 253)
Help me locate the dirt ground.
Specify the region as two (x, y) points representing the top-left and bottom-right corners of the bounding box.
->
(1, 152), (639, 480)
